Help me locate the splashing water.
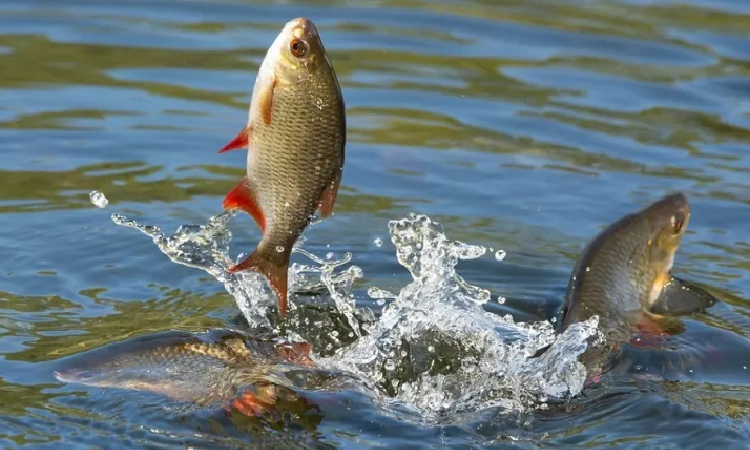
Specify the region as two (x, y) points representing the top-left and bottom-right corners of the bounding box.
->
(97, 193), (362, 330)
(92, 191), (598, 419)
(317, 214), (598, 418)
(89, 190), (108, 208)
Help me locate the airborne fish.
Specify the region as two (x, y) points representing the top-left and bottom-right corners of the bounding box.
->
(53, 330), (315, 416)
(219, 17), (346, 319)
(551, 193), (716, 377)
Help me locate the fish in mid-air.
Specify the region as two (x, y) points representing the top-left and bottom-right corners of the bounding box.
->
(544, 193), (716, 379)
(218, 17), (346, 319)
(53, 329), (316, 416)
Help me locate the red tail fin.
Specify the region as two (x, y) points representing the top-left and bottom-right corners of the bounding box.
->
(228, 250), (289, 318)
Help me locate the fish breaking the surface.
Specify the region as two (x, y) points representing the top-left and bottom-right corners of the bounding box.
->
(54, 329), (315, 415)
(551, 192), (716, 378)
(218, 17), (346, 319)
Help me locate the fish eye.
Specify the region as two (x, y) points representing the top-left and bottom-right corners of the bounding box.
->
(78, 371), (94, 380)
(289, 38), (308, 58)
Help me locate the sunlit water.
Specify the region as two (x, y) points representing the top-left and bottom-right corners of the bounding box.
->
(3, 0), (750, 448)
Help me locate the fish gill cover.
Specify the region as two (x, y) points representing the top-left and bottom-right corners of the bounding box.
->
(102, 191), (598, 421)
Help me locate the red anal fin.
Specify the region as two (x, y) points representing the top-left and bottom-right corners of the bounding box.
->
(258, 75), (276, 127)
(227, 250), (289, 319)
(276, 341), (315, 367)
(318, 172), (341, 218)
(218, 126), (250, 153)
(223, 177), (266, 233)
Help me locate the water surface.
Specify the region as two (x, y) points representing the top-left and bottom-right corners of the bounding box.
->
(2, 0), (750, 448)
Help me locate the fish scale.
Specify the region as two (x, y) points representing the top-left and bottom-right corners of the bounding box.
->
(218, 17), (346, 318)
(253, 81), (342, 255)
(53, 330), (315, 407)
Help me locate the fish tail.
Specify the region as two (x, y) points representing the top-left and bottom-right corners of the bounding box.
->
(228, 249), (289, 318)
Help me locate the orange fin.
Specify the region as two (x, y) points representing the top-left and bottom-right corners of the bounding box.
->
(218, 126), (250, 153)
(630, 316), (670, 348)
(228, 250), (289, 319)
(318, 172), (342, 218)
(222, 178), (266, 234)
(275, 341), (315, 367)
(258, 75), (276, 127)
(225, 391), (275, 417)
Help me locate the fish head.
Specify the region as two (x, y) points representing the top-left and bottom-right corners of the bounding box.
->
(270, 17), (331, 84)
(562, 193), (690, 327)
(641, 192), (690, 281)
(53, 354), (142, 389)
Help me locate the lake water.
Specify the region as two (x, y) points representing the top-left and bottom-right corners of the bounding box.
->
(2, 0), (750, 448)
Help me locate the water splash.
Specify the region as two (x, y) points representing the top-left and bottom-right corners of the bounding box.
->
(317, 214), (598, 418)
(89, 190), (109, 208)
(109, 210), (362, 331)
(97, 190), (597, 419)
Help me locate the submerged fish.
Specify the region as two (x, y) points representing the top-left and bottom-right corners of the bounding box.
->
(218, 17), (346, 319)
(54, 330), (315, 415)
(552, 193), (716, 377)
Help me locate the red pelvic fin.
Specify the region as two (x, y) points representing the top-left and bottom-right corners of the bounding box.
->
(225, 390), (276, 417)
(218, 126), (250, 153)
(227, 250), (289, 319)
(318, 171), (342, 218)
(222, 177), (266, 233)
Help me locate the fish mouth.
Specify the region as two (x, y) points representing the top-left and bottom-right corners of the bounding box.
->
(644, 192), (690, 232)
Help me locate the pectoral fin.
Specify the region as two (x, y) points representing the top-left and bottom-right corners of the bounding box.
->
(259, 74), (276, 127)
(650, 277), (717, 315)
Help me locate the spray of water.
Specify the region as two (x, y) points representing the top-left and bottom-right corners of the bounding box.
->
(95, 192), (598, 418)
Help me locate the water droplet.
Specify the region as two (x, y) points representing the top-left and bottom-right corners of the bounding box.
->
(367, 287), (396, 299)
(376, 298), (386, 306)
(373, 237), (383, 247)
(276, 246), (285, 253)
(326, 252), (334, 260)
(585, 266), (591, 272)
(495, 249), (506, 261)
(89, 190), (109, 208)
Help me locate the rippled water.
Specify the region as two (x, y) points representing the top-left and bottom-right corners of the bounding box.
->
(3, 0), (750, 448)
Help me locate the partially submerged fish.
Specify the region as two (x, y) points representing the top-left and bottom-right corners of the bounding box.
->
(54, 330), (315, 415)
(219, 17), (346, 319)
(552, 193), (716, 378)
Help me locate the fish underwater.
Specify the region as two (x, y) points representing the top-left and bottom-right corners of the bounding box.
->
(53, 329), (316, 416)
(218, 17), (346, 319)
(548, 193), (717, 379)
